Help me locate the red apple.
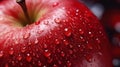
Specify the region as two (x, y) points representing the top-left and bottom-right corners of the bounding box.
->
(0, 0), (112, 67)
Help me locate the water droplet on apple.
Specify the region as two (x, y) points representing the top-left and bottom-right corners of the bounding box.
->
(66, 60), (72, 67)
(53, 2), (59, 7)
(86, 44), (93, 50)
(55, 39), (60, 45)
(17, 54), (22, 61)
(98, 52), (102, 56)
(96, 38), (101, 44)
(63, 39), (69, 46)
(38, 61), (42, 66)
(61, 51), (65, 57)
(23, 32), (30, 39)
(21, 47), (26, 53)
(35, 38), (39, 44)
(26, 53), (32, 62)
(85, 54), (92, 62)
(88, 31), (93, 38)
(9, 48), (14, 55)
(79, 29), (84, 35)
(54, 18), (61, 23)
(80, 36), (85, 42)
(53, 64), (58, 67)
(43, 44), (48, 48)
(0, 51), (3, 58)
(43, 21), (49, 25)
(44, 50), (51, 57)
(64, 28), (72, 37)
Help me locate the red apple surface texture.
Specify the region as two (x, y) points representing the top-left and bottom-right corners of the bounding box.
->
(0, 0), (112, 67)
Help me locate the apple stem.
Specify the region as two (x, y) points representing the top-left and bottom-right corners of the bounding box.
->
(16, 0), (32, 24)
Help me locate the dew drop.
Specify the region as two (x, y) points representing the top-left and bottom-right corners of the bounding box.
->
(79, 29), (84, 35)
(44, 50), (51, 57)
(55, 39), (60, 45)
(85, 54), (92, 62)
(98, 52), (102, 56)
(66, 61), (72, 67)
(26, 53), (32, 62)
(88, 31), (93, 38)
(52, 2), (59, 7)
(86, 44), (93, 50)
(43, 44), (48, 48)
(21, 47), (26, 53)
(53, 64), (58, 67)
(17, 54), (22, 61)
(35, 38), (39, 44)
(23, 32), (30, 39)
(14, 40), (19, 44)
(80, 36), (85, 42)
(0, 51), (4, 58)
(96, 38), (101, 44)
(61, 51), (65, 57)
(54, 18), (61, 23)
(64, 28), (72, 37)
(76, 9), (79, 12)
(43, 21), (49, 25)
(63, 39), (69, 46)
(38, 61), (42, 66)
(9, 48), (14, 55)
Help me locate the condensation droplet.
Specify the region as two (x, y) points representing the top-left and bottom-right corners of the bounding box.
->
(86, 44), (93, 50)
(17, 54), (22, 61)
(96, 38), (101, 44)
(54, 18), (61, 23)
(63, 39), (69, 46)
(38, 61), (42, 66)
(44, 50), (51, 57)
(43, 21), (49, 25)
(64, 28), (72, 37)
(61, 51), (65, 57)
(66, 61), (72, 67)
(21, 47), (26, 53)
(88, 31), (93, 38)
(23, 32), (30, 39)
(9, 48), (14, 55)
(26, 53), (32, 62)
(53, 64), (58, 67)
(53, 2), (59, 7)
(55, 39), (60, 45)
(0, 51), (3, 58)
(85, 54), (92, 62)
(80, 36), (85, 42)
(35, 38), (39, 44)
(98, 52), (102, 56)
(79, 29), (84, 35)
(43, 44), (48, 48)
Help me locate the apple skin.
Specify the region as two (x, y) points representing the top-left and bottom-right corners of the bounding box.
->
(0, 0), (112, 67)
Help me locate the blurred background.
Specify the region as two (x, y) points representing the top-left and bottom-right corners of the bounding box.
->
(79, 0), (120, 67)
